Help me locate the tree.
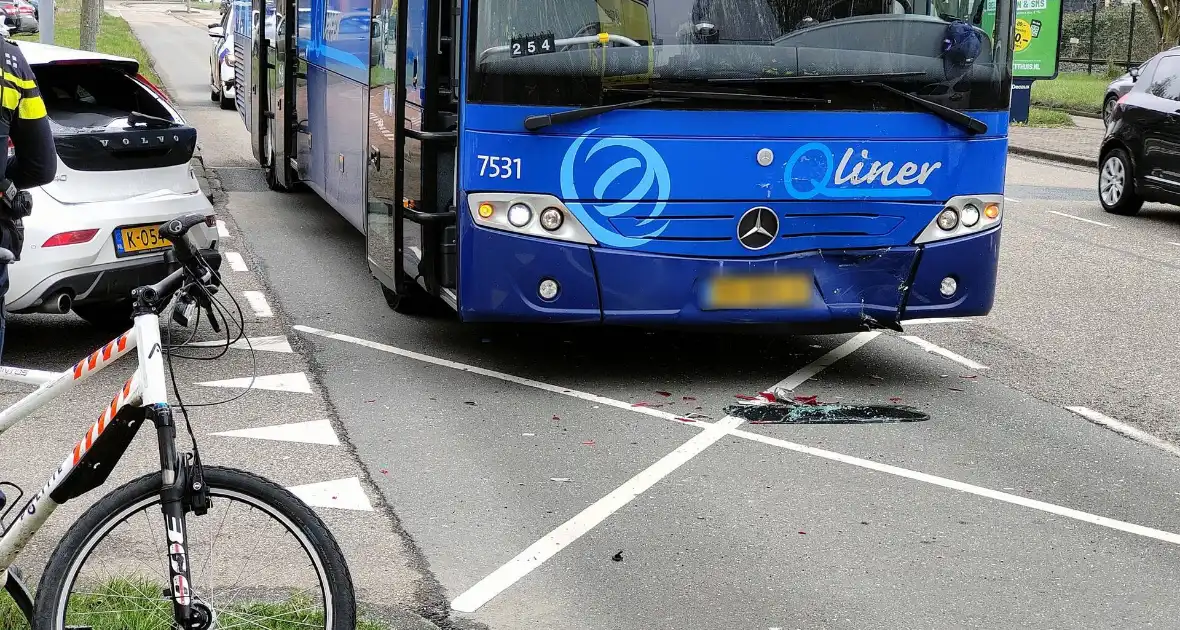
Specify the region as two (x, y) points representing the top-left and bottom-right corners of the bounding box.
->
(1138, 0), (1180, 51)
(79, 0), (101, 51)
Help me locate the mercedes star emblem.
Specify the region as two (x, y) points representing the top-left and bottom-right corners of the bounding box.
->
(737, 207), (778, 251)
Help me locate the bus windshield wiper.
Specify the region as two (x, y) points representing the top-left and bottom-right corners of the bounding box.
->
(524, 97), (682, 131)
(708, 72), (987, 135)
(523, 90), (827, 131)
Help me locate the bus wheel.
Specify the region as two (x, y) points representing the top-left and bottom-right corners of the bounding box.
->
(381, 278), (429, 315)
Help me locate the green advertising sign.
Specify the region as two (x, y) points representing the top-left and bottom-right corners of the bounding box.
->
(981, 0), (1064, 80)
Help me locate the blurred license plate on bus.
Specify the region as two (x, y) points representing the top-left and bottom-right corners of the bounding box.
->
(703, 273), (813, 310)
(114, 223), (168, 257)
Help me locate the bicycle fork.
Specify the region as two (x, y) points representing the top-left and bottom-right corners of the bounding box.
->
(150, 404), (211, 628)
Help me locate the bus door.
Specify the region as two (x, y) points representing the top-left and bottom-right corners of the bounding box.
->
(264, 0), (296, 189)
(248, 0), (270, 165)
(365, 0), (459, 307)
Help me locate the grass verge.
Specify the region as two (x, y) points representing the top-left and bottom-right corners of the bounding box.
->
(10, 0), (161, 85)
(1030, 72), (1110, 115)
(1013, 107), (1076, 128)
(0, 577), (391, 629)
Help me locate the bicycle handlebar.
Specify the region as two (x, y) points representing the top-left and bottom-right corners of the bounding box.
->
(132, 213), (223, 314)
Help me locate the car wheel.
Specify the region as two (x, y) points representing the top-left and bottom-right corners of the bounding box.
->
(211, 77), (220, 102)
(1099, 148), (1143, 216)
(72, 301), (134, 331)
(1103, 95), (1118, 128)
(219, 90), (235, 110)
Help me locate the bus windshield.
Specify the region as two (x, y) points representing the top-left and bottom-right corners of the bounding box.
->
(467, 0), (1012, 112)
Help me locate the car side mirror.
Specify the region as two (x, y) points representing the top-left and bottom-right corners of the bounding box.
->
(1130, 66), (1140, 81)
(209, 25), (225, 38)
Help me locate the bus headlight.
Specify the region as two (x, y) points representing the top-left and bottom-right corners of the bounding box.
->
(467, 193), (597, 245)
(507, 203), (532, 227)
(961, 204), (981, 227)
(936, 208), (959, 231)
(914, 194), (1003, 244)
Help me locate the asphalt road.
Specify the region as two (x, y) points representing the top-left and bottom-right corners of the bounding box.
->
(94, 4), (1180, 627)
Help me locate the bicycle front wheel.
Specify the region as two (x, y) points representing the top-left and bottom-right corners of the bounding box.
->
(33, 466), (357, 630)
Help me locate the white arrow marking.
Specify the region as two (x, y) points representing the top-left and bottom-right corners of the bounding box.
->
(286, 478), (373, 511)
(211, 419), (340, 445)
(194, 372), (312, 393)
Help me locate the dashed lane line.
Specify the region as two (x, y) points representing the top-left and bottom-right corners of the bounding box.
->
(243, 291), (273, 318)
(1047, 210), (1112, 227)
(899, 335), (989, 370)
(225, 251), (248, 271)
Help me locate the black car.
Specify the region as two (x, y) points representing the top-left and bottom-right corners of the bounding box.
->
(1099, 50), (1180, 216)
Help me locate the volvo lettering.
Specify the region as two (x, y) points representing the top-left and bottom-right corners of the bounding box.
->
(235, 0), (1014, 330)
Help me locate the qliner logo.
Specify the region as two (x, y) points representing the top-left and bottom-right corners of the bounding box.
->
(783, 142), (943, 200)
(560, 129), (671, 248)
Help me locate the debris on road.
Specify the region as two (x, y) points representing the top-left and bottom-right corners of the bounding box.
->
(612, 550), (624, 562)
(551, 477), (572, 483)
(656, 390), (672, 397)
(583, 440), (596, 446)
(724, 398), (929, 424)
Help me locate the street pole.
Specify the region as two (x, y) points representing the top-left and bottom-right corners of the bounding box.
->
(38, 0), (54, 44)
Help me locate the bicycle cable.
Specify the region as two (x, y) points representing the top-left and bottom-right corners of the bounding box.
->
(161, 252), (261, 453)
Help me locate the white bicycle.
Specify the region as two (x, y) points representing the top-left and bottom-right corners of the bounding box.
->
(0, 212), (355, 629)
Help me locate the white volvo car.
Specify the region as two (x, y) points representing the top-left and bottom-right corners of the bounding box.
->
(5, 41), (218, 329)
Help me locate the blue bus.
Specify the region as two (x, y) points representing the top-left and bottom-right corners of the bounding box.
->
(236, 0), (1015, 331)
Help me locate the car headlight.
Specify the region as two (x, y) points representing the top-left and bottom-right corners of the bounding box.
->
(913, 194), (1003, 244)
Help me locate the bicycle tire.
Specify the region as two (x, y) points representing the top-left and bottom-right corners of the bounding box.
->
(32, 466), (357, 630)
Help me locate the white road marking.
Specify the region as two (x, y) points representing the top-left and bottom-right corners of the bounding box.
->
(1004, 196), (1021, 203)
(900, 317), (972, 325)
(899, 335), (988, 370)
(212, 419), (340, 445)
(225, 251), (248, 271)
(450, 415), (746, 613)
(1066, 406), (1180, 459)
(195, 372), (312, 394)
(731, 428), (1180, 547)
(1168, 242), (1180, 247)
(243, 291), (273, 318)
(769, 332), (880, 392)
(1047, 210), (1111, 227)
(286, 477), (373, 511)
(300, 325), (1180, 581)
(186, 335), (294, 353)
(216, 219), (230, 238)
(293, 326), (688, 425)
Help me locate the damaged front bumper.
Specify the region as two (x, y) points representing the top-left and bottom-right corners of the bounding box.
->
(458, 226), (1000, 331)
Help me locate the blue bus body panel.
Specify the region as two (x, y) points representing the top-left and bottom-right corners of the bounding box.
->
(456, 105), (1008, 327)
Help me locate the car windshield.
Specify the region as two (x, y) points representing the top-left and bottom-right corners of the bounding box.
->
(467, 0), (1012, 112)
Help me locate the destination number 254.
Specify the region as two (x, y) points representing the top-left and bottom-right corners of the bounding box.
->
(477, 155), (522, 179)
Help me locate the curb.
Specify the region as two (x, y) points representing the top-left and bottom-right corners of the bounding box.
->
(1008, 145), (1096, 168)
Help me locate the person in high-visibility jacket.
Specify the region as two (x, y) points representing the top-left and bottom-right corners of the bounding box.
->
(0, 37), (57, 364)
